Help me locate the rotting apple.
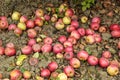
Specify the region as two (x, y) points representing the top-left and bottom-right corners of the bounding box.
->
(64, 52), (74, 60)
(32, 44), (41, 52)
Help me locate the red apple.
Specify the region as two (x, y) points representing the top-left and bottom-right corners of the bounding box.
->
(0, 20), (8, 29)
(77, 50), (89, 61)
(0, 16), (7, 21)
(0, 39), (2, 46)
(35, 9), (44, 17)
(26, 20), (35, 28)
(14, 28), (22, 36)
(64, 66), (74, 77)
(64, 46), (73, 52)
(6, 42), (15, 48)
(21, 45), (32, 55)
(66, 25), (76, 33)
(8, 24), (17, 30)
(27, 29), (37, 38)
(118, 41), (120, 49)
(40, 68), (50, 78)
(64, 52), (74, 60)
(90, 22), (99, 30)
(70, 58), (80, 68)
(77, 28), (86, 36)
(109, 24), (120, 31)
(110, 60), (120, 68)
(71, 15), (78, 20)
(102, 51), (111, 59)
(50, 72), (59, 78)
(0, 73), (2, 79)
(41, 44), (52, 53)
(43, 37), (53, 45)
(0, 47), (4, 55)
(34, 17), (43, 27)
(85, 28), (95, 35)
(111, 30), (120, 38)
(70, 20), (79, 29)
(58, 35), (67, 43)
(91, 17), (101, 24)
(44, 14), (50, 21)
(70, 30), (80, 40)
(99, 57), (109, 68)
(20, 15), (28, 23)
(93, 33), (102, 43)
(10, 70), (22, 80)
(5, 47), (16, 56)
(87, 55), (98, 66)
(48, 61), (58, 72)
(63, 41), (73, 48)
(53, 43), (64, 54)
(28, 39), (36, 46)
(65, 9), (74, 17)
(67, 36), (77, 45)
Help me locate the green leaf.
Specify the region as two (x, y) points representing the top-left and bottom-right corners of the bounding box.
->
(88, 0), (93, 3)
(7, 66), (14, 71)
(85, 47), (92, 55)
(55, 8), (59, 13)
(33, 52), (39, 58)
(45, 21), (48, 25)
(86, 4), (90, 8)
(81, 1), (86, 6)
(20, 67), (26, 73)
(91, 0), (95, 4)
(40, 34), (46, 38)
(56, 77), (60, 80)
(82, 6), (87, 11)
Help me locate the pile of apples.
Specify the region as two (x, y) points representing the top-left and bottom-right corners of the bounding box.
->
(0, 3), (120, 80)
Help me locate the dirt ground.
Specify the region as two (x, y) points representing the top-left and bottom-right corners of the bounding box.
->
(0, 0), (120, 80)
